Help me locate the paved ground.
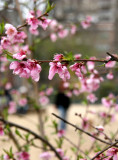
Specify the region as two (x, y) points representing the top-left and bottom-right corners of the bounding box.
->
(0, 104), (118, 160)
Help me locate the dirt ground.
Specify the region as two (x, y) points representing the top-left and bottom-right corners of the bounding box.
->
(0, 104), (118, 160)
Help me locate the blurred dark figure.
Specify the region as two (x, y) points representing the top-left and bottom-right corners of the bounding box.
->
(0, 86), (12, 111)
(55, 81), (70, 130)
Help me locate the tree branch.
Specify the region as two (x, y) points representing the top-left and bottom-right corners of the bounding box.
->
(91, 140), (118, 160)
(52, 113), (118, 147)
(0, 117), (62, 160)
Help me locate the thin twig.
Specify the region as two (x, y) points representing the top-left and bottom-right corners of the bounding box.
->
(0, 117), (62, 160)
(63, 136), (91, 159)
(91, 140), (118, 160)
(52, 113), (118, 147)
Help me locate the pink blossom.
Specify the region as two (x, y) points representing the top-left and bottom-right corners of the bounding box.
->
(10, 89), (19, 95)
(40, 152), (52, 160)
(0, 126), (4, 136)
(22, 45), (31, 55)
(54, 54), (64, 61)
(82, 118), (89, 129)
(71, 25), (77, 35)
(18, 98), (27, 106)
(101, 97), (113, 108)
(86, 76), (101, 92)
(49, 20), (58, 30)
(27, 12), (39, 30)
(58, 129), (65, 138)
(66, 91), (72, 97)
(5, 82), (12, 90)
(73, 89), (80, 96)
(39, 96), (49, 106)
(3, 155), (10, 160)
(13, 50), (26, 60)
(1, 37), (11, 49)
(56, 148), (64, 157)
(50, 33), (57, 42)
(75, 68), (83, 79)
(106, 72), (114, 80)
(99, 112), (115, 122)
(58, 29), (69, 38)
(58, 24), (63, 30)
(48, 62), (63, 80)
(63, 82), (70, 88)
(0, 64), (6, 72)
(105, 61), (116, 68)
(105, 57), (116, 68)
(63, 157), (70, 160)
(27, 60), (42, 81)
(0, 56), (8, 62)
(13, 31), (27, 43)
(46, 88), (53, 96)
(74, 54), (81, 60)
(20, 152), (30, 160)
(81, 16), (92, 29)
(87, 61), (95, 71)
(70, 63), (82, 71)
(0, 45), (3, 54)
(10, 61), (30, 79)
(93, 153), (105, 160)
(37, 10), (42, 17)
(8, 101), (16, 114)
(5, 23), (17, 39)
(39, 91), (45, 96)
(39, 18), (51, 30)
(107, 148), (118, 160)
(115, 104), (118, 111)
(87, 93), (97, 103)
(95, 125), (104, 132)
(16, 151), (30, 160)
(29, 28), (39, 35)
(60, 66), (70, 81)
(99, 112), (107, 118)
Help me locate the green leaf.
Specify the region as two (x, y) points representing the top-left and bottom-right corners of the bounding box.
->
(9, 147), (13, 157)
(71, 147), (77, 153)
(5, 124), (10, 133)
(25, 133), (30, 141)
(64, 52), (74, 61)
(46, 0), (55, 13)
(94, 143), (102, 152)
(0, 22), (4, 34)
(15, 129), (22, 138)
(77, 154), (84, 159)
(55, 137), (64, 148)
(3, 50), (17, 62)
(85, 150), (89, 155)
(0, 154), (4, 160)
(23, 144), (30, 152)
(3, 149), (9, 155)
(3, 108), (8, 120)
(6, 54), (17, 62)
(3, 147), (13, 158)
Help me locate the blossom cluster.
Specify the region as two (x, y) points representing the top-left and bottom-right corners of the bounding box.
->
(49, 19), (77, 42)
(39, 149), (70, 160)
(26, 10), (51, 35)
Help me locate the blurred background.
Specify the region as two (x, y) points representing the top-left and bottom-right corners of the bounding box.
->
(0, 0), (118, 102)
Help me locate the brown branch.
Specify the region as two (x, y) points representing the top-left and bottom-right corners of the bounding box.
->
(91, 140), (118, 160)
(106, 52), (118, 62)
(52, 113), (118, 147)
(0, 117), (62, 160)
(37, 58), (108, 63)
